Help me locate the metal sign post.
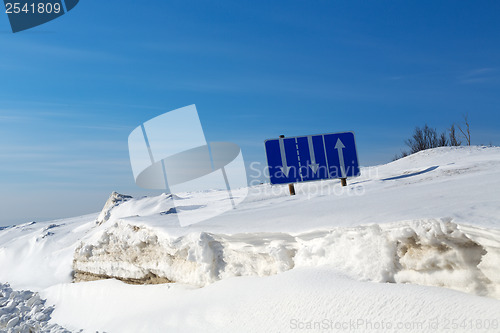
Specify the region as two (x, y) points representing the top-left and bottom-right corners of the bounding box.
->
(279, 135), (296, 195)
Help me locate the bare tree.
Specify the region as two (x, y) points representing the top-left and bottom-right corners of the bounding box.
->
(457, 114), (471, 146)
(396, 119), (468, 161)
(405, 124), (445, 154)
(438, 132), (448, 147)
(405, 126), (425, 154)
(423, 125), (438, 148)
(393, 150), (409, 161)
(448, 124), (461, 146)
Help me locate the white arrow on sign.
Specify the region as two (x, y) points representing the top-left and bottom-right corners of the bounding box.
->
(307, 136), (319, 173)
(279, 137), (291, 177)
(335, 138), (347, 178)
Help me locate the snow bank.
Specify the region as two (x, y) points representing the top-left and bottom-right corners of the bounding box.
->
(0, 215), (98, 291)
(2, 146), (500, 332)
(0, 283), (71, 332)
(73, 218), (500, 299)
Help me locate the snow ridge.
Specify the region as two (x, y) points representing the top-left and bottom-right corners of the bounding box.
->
(73, 218), (500, 299)
(96, 192), (133, 225)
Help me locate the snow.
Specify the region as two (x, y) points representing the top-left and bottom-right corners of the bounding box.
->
(1, 146), (500, 332)
(0, 215), (97, 290)
(95, 192), (132, 225)
(72, 218), (500, 298)
(0, 283), (71, 332)
(43, 269), (500, 333)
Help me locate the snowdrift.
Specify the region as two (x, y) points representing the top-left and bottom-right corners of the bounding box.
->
(71, 146), (500, 299)
(1, 146), (500, 332)
(73, 218), (500, 299)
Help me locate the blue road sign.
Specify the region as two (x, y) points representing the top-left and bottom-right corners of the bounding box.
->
(264, 132), (360, 185)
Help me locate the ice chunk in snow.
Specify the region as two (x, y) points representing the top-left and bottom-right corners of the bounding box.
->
(0, 283), (72, 332)
(96, 192), (133, 225)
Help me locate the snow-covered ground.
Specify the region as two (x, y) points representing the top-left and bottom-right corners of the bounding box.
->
(1, 146), (500, 332)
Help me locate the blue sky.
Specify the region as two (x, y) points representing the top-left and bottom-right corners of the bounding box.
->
(1, 1), (499, 225)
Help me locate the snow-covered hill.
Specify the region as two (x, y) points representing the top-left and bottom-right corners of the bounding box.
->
(1, 146), (500, 332)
